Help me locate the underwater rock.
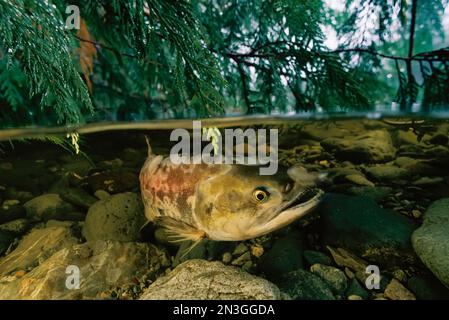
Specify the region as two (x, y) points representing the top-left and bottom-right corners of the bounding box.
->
(319, 194), (417, 267)
(121, 148), (146, 166)
(310, 263), (348, 295)
(327, 246), (389, 291)
(394, 156), (418, 168)
(231, 251), (252, 267)
(327, 247), (368, 274)
(94, 189), (111, 200)
(277, 269), (336, 300)
(364, 165), (409, 182)
(0, 218), (31, 236)
(257, 234), (304, 282)
(346, 186), (392, 202)
(402, 160), (441, 177)
(384, 279), (416, 300)
(0, 159), (56, 194)
(87, 170), (139, 194)
(395, 130), (422, 146)
(303, 250), (333, 266)
(0, 240), (167, 299)
(407, 275), (449, 300)
(140, 259), (281, 300)
(300, 123), (351, 141)
(0, 199), (26, 224)
(97, 158), (124, 170)
(60, 157), (94, 176)
(412, 198), (449, 289)
(343, 174), (375, 187)
(346, 278), (369, 299)
(428, 132), (449, 146)
(59, 188), (98, 209)
(412, 176), (444, 186)
(0, 222), (80, 276)
(173, 240), (208, 266)
(24, 194), (84, 222)
(0, 230), (15, 257)
(4, 188), (34, 203)
(320, 130), (396, 163)
(83, 192), (146, 242)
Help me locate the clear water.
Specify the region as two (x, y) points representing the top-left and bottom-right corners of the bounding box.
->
(0, 116), (449, 300)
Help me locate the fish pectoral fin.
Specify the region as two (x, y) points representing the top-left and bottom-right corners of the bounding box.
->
(155, 216), (207, 243)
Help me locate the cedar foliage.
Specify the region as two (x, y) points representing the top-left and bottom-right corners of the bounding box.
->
(0, 0), (448, 128)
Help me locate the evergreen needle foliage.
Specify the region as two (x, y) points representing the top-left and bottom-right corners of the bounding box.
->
(0, 0), (448, 128)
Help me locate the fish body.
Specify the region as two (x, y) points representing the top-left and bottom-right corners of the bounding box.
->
(139, 151), (324, 243)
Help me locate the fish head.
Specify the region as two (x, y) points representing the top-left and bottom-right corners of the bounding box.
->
(194, 164), (324, 241)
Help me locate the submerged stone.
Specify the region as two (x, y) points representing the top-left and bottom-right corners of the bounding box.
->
(140, 259), (281, 300)
(321, 130), (396, 163)
(24, 194), (83, 222)
(412, 198), (449, 289)
(310, 263), (348, 295)
(0, 241), (167, 299)
(277, 269), (336, 300)
(257, 233), (304, 282)
(319, 194), (417, 267)
(83, 192), (146, 242)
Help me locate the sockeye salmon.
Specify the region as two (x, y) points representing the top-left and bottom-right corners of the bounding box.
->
(139, 144), (324, 244)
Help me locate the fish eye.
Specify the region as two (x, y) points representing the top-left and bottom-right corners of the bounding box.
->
(253, 188), (270, 203)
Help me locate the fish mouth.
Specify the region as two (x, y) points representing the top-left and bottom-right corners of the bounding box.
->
(246, 187), (324, 239)
(282, 187), (324, 212)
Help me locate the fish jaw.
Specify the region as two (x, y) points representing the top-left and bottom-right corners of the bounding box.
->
(243, 188), (324, 240)
(203, 189), (324, 241)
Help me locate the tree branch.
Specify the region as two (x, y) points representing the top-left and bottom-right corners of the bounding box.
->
(231, 58), (252, 114)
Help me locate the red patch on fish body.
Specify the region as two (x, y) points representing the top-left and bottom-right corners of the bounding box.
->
(139, 156), (221, 223)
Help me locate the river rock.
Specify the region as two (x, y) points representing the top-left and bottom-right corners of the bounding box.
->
(83, 192), (146, 242)
(396, 130), (421, 146)
(303, 250), (333, 266)
(321, 130), (396, 163)
(140, 259), (281, 300)
(395, 156), (418, 168)
(301, 123), (350, 141)
(0, 219), (31, 236)
(346, 186), (392, 202)
(4, 188), (34, 203)
(61, 157), (93, 176)
(364, 165), (409, 181)
(24, 194), (84, 221)
(408, 275), (449, 300)
(87, 170), (139, 194)
(310, 263), (347, 295)
(0, 200), (26, 224)
(320, 194), (417, 267)
(344, 174), (375, 187)
(327, 247), (389, 290)
(412, 198), (449, 288)
(257, 234), (304, 282)
(384, 279), (416, 300)
(59, 188), (97, 209)
(0, 241), (167, 299)
(277, 269), (335, 300)
(346, 278), (369, 299)
(0, 231), (15, 256)
(0, 159), (56, 194)
(0, 222), (80, 276)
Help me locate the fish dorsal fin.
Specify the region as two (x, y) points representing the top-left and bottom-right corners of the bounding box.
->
(155, 216), (206, 243)
(144, 135), (153, 157)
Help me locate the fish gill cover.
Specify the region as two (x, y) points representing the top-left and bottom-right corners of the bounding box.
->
(0, 0), (448, 129)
